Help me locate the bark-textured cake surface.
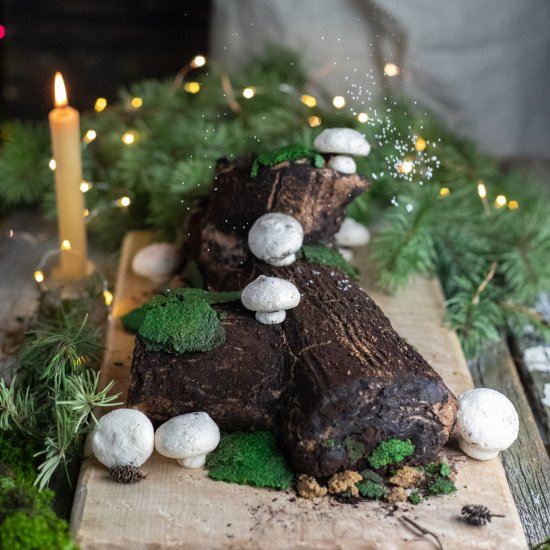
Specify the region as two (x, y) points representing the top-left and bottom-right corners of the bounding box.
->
(128, 156), (457, 477)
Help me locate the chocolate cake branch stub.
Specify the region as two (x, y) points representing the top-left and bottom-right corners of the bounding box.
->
(128, 155), (458, 477)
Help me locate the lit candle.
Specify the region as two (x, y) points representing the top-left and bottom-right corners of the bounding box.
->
(49, 72), (87, 280)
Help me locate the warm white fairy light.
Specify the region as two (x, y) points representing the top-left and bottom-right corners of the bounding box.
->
(300, 94), (317, 108)
(398, 160), (414, 174)
(83, 129), (97, 144)
(242, 87), (256, 99)
(103, 289), (114, 306)
(121, 131), (136, 145)
(34, 270), (44, 283)
(94, 97), (107, 112)
(384, 63), (400, 77)
(495, 194), (507, 208)
(415, 137), (427, 151)
(191, 55), (206, 68)
(307, 116), (321, 127)
(439, 187), (450, 197)
(357, 112), (369, 123)
(508, 200), (519, 210)
(332, 95), (346, 109)
(79, 181), (92, 193)
(184, 81), (201, 94)
(131, 97), (143, 109)
(117, 196), (131, 207)
(83, 208), (90, 218)
(60, 239), (71, 251)
(49, 159), (57, 170)
(477, 182), (487, 199)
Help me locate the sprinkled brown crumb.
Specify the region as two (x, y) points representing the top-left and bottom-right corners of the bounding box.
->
(388, 466), (425, 489)
(296, 474), (328, 499)
(327, 471), (363, 496)
(386, 487), (408, 503)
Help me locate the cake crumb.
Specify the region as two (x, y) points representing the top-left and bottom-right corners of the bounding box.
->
(388, 466), (425, 489)
(296, 474), (328, 499)
(386, 487), (408, 503)
(327, 471), (362, 496)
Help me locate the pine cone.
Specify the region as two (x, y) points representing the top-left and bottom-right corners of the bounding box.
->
(461, 504), (500, 526)
(109, 465), (147, 484)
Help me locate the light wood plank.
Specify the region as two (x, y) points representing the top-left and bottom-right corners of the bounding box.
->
(71, 234), (527, 549)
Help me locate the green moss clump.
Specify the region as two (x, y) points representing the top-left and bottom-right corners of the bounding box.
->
(428, 478), (457, 495)
(0, 511), (74, 550)
(408, 492), (421, 505)
(139, 293), (224, 354)
(343, 436), (366, 463)
(321, 439), (335, 448)
(0, 433), (36, 486)
(356, 479), (387, 500)
(121, 288), (241, 338)
(300, 245), (359, 278)
(367, 438), (415, 470)
(423, 462), (451, 478)
(206, 432), (294, 490)
(251, 143), (324, 177)
(360, 469), (384, 484)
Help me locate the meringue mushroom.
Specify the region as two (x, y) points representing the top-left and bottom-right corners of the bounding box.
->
(131, 242), (179, 284)
(314, 128), (371, 158)
(91, 409), (155, 468)
(154, 412), (220, 468)
(455, 388), (519, 460)
(328, 155), (357, 174)
(248, 213), (304, 267)
(241, 275), (301, 324)
(335, 218), (371, 248)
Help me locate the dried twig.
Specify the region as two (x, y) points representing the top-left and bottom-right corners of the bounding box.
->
(220, 72), (243, 114)
(472, 261), (497, 305)
(400, 516), (443, 550)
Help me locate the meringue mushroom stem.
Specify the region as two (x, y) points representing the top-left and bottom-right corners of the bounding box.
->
(177, 455), (207, 468)
(256, 310), (286, 324)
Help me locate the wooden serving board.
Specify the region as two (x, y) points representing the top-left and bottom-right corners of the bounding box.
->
(71, 231), (528, 549)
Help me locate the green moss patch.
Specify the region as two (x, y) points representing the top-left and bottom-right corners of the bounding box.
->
(355, 479), (387, 500)
(300, 245), (358, 278)
(251, 143), (324, 177)
(367, 438), (415, 470)
(343, 436), (366, 463)
(408, 492), (421, 505)
(121, 288), (241, 355)
(428, 477), (457, 495)
(206, 432), (294, 490)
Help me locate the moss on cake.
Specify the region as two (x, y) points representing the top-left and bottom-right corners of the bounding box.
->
(300, 245), (358, 278)
(367, 438), (415, 470)
(206, 432), (294, 490)
(251, 143), (324, 177)
(121, 288), (242, 354)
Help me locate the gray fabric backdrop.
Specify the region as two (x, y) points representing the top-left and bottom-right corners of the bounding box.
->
(211, 0), (550, 159)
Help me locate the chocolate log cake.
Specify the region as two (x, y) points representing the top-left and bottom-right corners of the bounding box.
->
(128, 155), (457, 477)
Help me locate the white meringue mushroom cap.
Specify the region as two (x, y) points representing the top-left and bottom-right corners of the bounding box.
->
(455, 388), (519, 460)
(92, 409), (154, 468)
(328, 155), (357, 174)
(314, 128), (371, 156)
(335, 218), (371, 247)
(337, 247), (354, 262)
(131, 242), (179, 283)
(248, 213), (304, 267)
(155, 412), (220, 467)
(241, 275), (300, 315)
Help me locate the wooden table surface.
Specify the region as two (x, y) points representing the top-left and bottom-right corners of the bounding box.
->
(1, 209), (550, 547)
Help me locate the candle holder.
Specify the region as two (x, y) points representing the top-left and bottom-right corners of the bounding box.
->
(34, 248), (111, 306)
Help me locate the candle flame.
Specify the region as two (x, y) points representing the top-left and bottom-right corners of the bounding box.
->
(54, 72), (68, 107)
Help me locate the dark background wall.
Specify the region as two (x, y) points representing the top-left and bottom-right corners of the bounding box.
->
(0, 1), (211, 119)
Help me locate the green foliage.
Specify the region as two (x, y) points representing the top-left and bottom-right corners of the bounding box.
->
(206, 432), (294, 490)
(428, 477), (457, 495)
(0, 434), (36, 486)
(0, 511), (74, 550)
(367, 438), (415, 470)
(408, 492), (421, 505)
(355, 479), (387, 500)
(423, 462), (451, 478)
(251, 143), (324, 177)
(300, 245), (358, 278)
